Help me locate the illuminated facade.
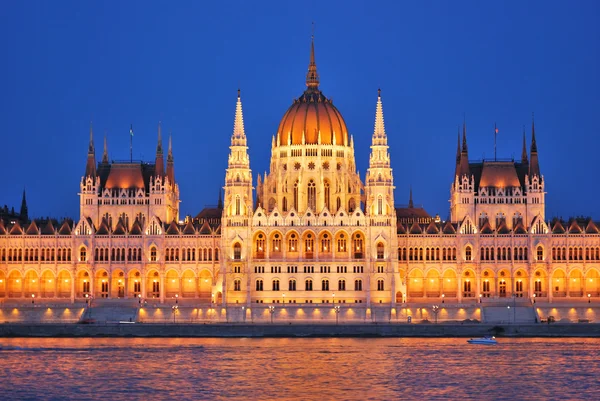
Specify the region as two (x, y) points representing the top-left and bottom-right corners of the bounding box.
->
(0, 39), (599, 307)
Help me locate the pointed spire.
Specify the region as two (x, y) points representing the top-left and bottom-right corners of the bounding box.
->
(521, 126), (528, 164)
(373, 88), (386, 140)
(88, 121), (95, 154)
(459, 120), (470, 178)
(218, 189), (223, 209)
(85, 122), (97, 178)
(232, 89), (246, 142)
(102, 134), (109, 163)
(408, 187), (414, 208)
(166, 133), (175, 185)
(20, 188), (28, 222)
(155, 122), (165, 178)
(530, 113), (540, 177)
(531, 113), (538, 153)
(305, 29), (320, 89)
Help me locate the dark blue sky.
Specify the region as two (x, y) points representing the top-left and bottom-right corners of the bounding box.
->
(2, 1), (598, 221)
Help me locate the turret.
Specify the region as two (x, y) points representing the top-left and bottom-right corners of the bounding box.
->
(20, 189), (28, 223)
(166, 134), (175, 186)
(529, 116), (540, 177)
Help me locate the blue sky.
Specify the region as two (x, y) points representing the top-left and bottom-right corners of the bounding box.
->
(1, 0), (598, 221)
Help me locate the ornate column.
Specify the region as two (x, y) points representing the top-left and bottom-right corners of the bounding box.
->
(159, 273), (165, 304)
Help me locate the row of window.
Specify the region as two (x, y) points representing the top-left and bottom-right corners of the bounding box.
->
(252, 265), (368, 274)
(399, 247), (457, 261)
(242, 278), (382, 292)
(1, 248), (72, 262)
(552, 247), (600, 261)
(480, 247), (529, 261)
(251, 233), (367, 257)
(164, 248), (218, 262)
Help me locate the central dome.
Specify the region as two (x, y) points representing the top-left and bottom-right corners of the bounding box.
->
(276, 38), (349, 146)
(277, 90), (348, 146)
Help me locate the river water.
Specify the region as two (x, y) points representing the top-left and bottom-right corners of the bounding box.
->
(1, 337), (598, 400)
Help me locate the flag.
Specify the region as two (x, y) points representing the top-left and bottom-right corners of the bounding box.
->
(130, 124), (134, 137)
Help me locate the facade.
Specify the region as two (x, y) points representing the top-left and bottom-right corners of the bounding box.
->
(1, 39), (599, 306)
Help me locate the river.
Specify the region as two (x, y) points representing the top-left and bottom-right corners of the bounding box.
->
(1, 337), (598, 400)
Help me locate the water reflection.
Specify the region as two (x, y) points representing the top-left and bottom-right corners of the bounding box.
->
(0, 337), (598, 400)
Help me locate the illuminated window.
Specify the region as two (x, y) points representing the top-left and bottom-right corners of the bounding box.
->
(80, 247), (87, 262)
(321, 279), (329, 291)
(305, 279), (313, 291)
(233, 243), (242, 260)
(272, 279), (280, 291)
(377, 279), (384, 291)
(256, 279), (264, 291)
(234, 280), (241, 291)
(289, 279), (296, 291)
(354, 279), (362, 291)
(150, 247), (157, 262)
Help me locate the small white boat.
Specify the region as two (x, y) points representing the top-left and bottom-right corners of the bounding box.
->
(467, 336), (497, 345)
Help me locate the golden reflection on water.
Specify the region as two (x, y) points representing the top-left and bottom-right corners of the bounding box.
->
(0, 337), (599, 400)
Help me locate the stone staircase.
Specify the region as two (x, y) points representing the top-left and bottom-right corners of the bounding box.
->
(80, 299), (139, 323)
(483, 305), (536, 324)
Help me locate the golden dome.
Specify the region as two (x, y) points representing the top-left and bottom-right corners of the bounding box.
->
(277, 91), (348, 146)
(276, 37), (348, 146)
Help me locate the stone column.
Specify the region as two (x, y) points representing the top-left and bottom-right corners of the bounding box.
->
(195, 276), (199, 299)
(124, 277), (129, 298)
(70, 273), (75, 304)
(141, 273), (147, 299)
(457, 277), (462, 303)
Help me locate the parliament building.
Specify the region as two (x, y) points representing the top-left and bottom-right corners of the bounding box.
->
(1, 39), (599, 308)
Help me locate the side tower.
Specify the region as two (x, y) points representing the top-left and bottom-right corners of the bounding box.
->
(450, 124), (475, 223)
(525, 117), (545, 225)
(221, 90), (253, 305)
(364, 89), (398, 304)
(80, 122), (101, 221)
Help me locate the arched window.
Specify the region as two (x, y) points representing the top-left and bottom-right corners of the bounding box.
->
(305, 279), (313, 291)
(307, 180), (316, 211)
(234, 279), (241, 291)
(537, 246), (544, 261)
(272, 234), (281, 252)
(377, 243), (385, 259)
(288, 234), (298, 252)
(324, 181), (330, 210)
(377, 279), (385, 291)
(256, 279), (263, 291)
(465, 246), (472, 261)
(79, 247), (87, 262)
(377, 196), (383, 215)
(338, 279), (346, 291)
(150, 247), (157, 262)
(233, 243), (242, 260)
(348, 198), (356, 213)
(337, 234), (346, 252)
(256, 234), (265, 256)
(354, 279), (362, 291)
(288, 279), (296, 291)
(321, 233), (331, 252)
(321, 279), (329, 291)
(305, 234), (314, 253)
(353, 234), (363, 258)
(282, 197), (288, 212)
(336, 197), (341, 211)
(272, 279), (280, 291)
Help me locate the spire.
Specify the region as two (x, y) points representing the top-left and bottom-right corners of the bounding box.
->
(521, 126), (528, 164)
(102, 134), (109, 164)
(408, 187), (414, 208)
(458, 120), (470, 178)
(20, 189), (28, 222)
(217, 189), (223, 209)
(85, 122), (96, 178)
(155, 122), (165, 178)
(305, 31), (320, 89)
(373, 88), (386, 141)
(530, 113), (540, 177)
(232, 89), (246, 142)
(166, 133), (175, 185)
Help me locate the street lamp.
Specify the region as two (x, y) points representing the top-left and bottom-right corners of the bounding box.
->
(479, 293), (482, 304)
(441, 294), (445, 304)
(588, 293), (591, 303)
(282, 293), (285, 304)
(85, 293), (89, 306)
(334, 305), (340, 325)
(31, 294), (35, 305)
(332, 293), (335, 304)
(138, 294), (142, 305)
(533, 293), (536, 304)
(269, 305), (275, 323)
(432, 305), (439, 324)
(211, 292), (215, 308)
(172, 305), (178, 323)
(175, 293), (179, 304)
(507, 305), (511, 323)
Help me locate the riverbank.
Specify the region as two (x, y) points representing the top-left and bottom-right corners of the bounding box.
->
(1, 322), (600, 337)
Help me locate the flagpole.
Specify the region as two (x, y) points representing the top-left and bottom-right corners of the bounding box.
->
(130, 124), (133, 162)
(494, 122), (497, 161)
